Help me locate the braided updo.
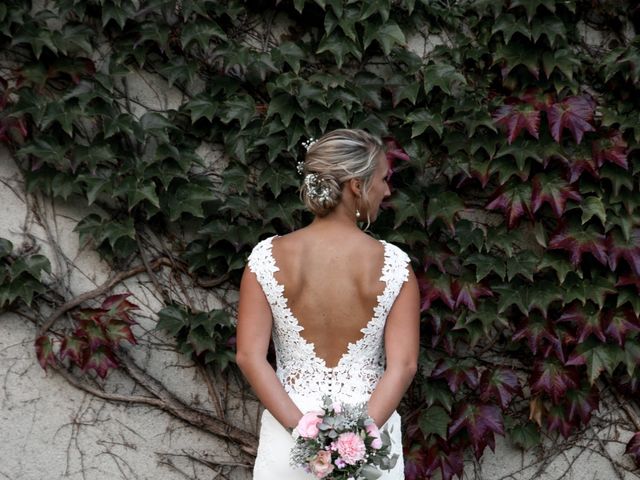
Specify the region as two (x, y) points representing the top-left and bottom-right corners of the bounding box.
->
(299, 129), (384, 217)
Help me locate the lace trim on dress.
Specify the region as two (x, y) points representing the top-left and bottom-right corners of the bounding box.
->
(247, 235), (410, 408)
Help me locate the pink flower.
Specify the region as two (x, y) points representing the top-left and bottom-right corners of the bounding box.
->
(296, 411), (324, 439)
(334, 432), (366, 465)
(309, 450), (334, 478)
(332, 401), (342, 413)
(334, 457), (347, 468)
(366, 423), (383, 449)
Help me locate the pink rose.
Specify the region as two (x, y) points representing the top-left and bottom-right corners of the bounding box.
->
(366, 423), (383, 449)
(334, 432), (366, 465)
(309, 450), (334, 478)
(296, 410), (324, 439)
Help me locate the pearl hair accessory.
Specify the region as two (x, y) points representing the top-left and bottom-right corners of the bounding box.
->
(303, 173), (331, 203)
(302, 137), (317, 151)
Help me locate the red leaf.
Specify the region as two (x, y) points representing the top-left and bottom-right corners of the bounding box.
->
(423, 440), (465, 480)
(546, 404), (573, 439)
(616, 275), (640, 293)
(548, 223), (608, 268)
(82, 346), (119, 379)
(606, 228), (640, 275)
(493, 103), (541, 144)
(448, 403), (505, 460)
(101, 292), (140, 324)
(485, 182), (533, 229)
(531, 173), (582, 217)
(557, 303), (606, 343)
(602, 307), (640, 346)
(35, 335), (56, 370)
(418, 273), (456, 311)
(478, 368), (522, 409)
(77, 319), (111, 351)
(404, 444), (430, 480)
(450, 278), (494, 312)
(104, 319), (138, 346)
(546, 95), (596, 144)
(530, 358), (579, 403)
(59, 335), (89, 367)
(432, 359), (480, 394)
(512, 312), (562, 357)
(626, 432), (640, 467)
(592, 130), (628, 169)
(566, 385), (599, 425)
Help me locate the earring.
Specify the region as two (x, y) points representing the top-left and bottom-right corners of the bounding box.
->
(356, 208), (361, 219)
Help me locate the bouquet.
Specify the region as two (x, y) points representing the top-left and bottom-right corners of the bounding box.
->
(289, 395), (399, 479)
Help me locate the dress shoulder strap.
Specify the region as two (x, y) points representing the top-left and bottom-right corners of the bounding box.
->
(379, 241), (411, 298)
(247, 235), (278, 286)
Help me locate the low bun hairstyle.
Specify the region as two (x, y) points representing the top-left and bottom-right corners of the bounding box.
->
(299, 129), (384, 217)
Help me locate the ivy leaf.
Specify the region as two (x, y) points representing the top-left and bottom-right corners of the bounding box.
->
(431, 358), (480, 393)
(491, 13), (531, 43)
(542, 48), (580, 80)
(602, 307), (640, 346)
(418, 273), (455, 311)
(59, 335), (88, 367)
(606, 228), (640, 275)
(513, 311), (561, 356)
(35, 335), (56, 370)
(272, 42), (305, 74)
(546, 95), (596, 144)
(567, 339), (623, 384)
(426, 191), (464, 234)
(494, 42), (540, 79)
(419, 405), (451, 439)
(562, 274), (617, 308)
(509, 0), (556, 22)
(548, 222), (608, 268)
(219, 94), (257, 129)
(104, 319), (137, 346)
(485, 181), (533, 229)
(625, 432), (640, 467)
(82, 346), (119, 379)
(388, 189), (426, 228)
(509, 421), (541, 449)
(557, 302), (606, 343)
(546, 404), (573, 439)
(506, 250), (539, 282)
(592, 130), (628, 169)
(157, 304), (188, 337)
(450, 278), (494, 312)
(181, 20), (226, 50)
(406, 110), (444, 138)
(566, 385), (600, 425)
(531, 172), (582, 217)
(448, 403), (505, 460)
(423, 441), (465, 480)
(581, 196), (607, 225)
(493, 103), (540, 144)
(531, 16), (566, 46)
(478, 368), (522, 409)
(623, 339), (640, 376)
(422, 63), (466, 96)
(463, 253), (506, 282)
(530, 358), (579, 402)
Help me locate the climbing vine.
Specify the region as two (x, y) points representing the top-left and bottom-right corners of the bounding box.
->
(1, 0), (640, 478)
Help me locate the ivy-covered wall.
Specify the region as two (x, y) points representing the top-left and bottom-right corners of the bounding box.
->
(1, 0), (640, 479)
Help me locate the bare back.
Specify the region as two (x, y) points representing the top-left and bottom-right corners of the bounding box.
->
(270, 229), (387, 369)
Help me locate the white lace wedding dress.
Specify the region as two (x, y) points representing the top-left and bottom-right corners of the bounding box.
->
(247, 235), (410, 479)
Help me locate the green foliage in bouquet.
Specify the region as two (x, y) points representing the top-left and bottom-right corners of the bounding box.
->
(2, 0), (640, 477)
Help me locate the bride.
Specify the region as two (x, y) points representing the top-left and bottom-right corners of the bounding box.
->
(236, 128), (420, 479)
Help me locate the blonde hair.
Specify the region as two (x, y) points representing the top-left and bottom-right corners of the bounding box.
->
(299, 129), (384, 224)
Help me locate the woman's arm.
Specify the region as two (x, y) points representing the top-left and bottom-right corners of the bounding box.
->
(235, 265), (303, 430)
(367, 266), (420, 428)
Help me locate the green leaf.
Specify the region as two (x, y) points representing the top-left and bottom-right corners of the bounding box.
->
(181, 20), (226, 50)
(567, 339), (623, 384)
(491, 13), (531, 43)
(506, 250), (538, 282)
(581, 196), (607, 225)
(419, 405), (451, 439)
(406, 110), (443, 137)
(463, 253), (506, 282)
(272, 42), (305, 74)
(426, 191), (464, 233)
(388, 190), (426, 228)
(156, 304), (187, 336)
(422, 63), (466, 96)
(219, 95), (257, 129)
(509, 422), (540, 449)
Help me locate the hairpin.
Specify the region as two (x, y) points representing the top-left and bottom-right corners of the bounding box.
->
(302, 137), (317, 151)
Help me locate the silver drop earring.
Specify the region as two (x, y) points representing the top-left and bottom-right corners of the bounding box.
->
(356, 208), (361, 219)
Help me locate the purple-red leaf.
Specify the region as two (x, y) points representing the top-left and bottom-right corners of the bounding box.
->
(566, 385), (599, 425)
(418, 273), (456, 311)
(493, 103), (541, 144)
(530, 358), (579, 403)
(448, 403), (505, 459)
(104, 319), (138, 346)
(450, 278), (494, 312)
(557, 303), (606, 343)
(432, 359), (480, 394)
(602, 307), (640, 346)
(82, 346), (119, 379)
(546, 404), (573, 439)
(546, 95), (596, 144)
(423, 440), (465, 480)
(531, 173), (582, 217)
(478, 368), (522, 409)
(35, 335), (56, 370)
(592, 131), (628, 169)
(59, 335), (89, 367)
(606, 228), (640, 276)
(548, 223), (608, 268)
(485, 182), (533, 229)
(626, 432), (640, 467)
(512, 312), (561, 357)
(101, 292), (140, 324)
(77, 319), (111, 351)
(616, 275), (640, 293)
